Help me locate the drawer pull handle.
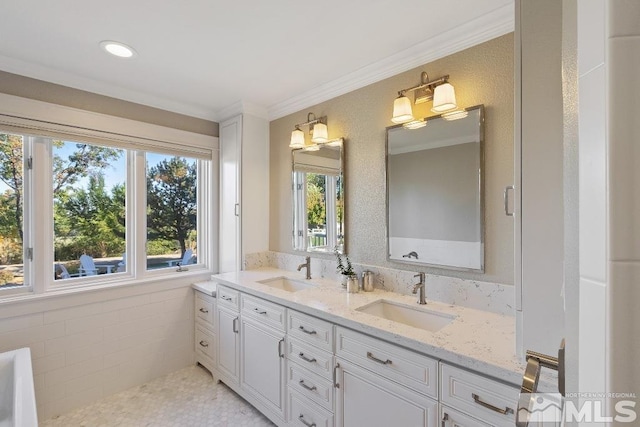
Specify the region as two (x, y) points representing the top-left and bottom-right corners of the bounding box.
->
(199, 340), (209, 348)
(221, 295), (233, 301)
(232, 317), (239, 333)
(253, 307), (267, 315)
(367, 351), (393, 365)
(441, 412), (449, 427)
(198, 307), (209, 313)
(278, 338), (285, 358)
(298, 325), (317, 335)
(472, 393), (514, 415)
(298, 352), (317, 363)
(299, 379), (317, 392)
(333, 363), (340, 389)
(298, 414), (316, 427)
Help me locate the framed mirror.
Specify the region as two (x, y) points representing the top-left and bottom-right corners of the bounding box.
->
(386, 105), (484, 271)
(292, 141), (345, 253)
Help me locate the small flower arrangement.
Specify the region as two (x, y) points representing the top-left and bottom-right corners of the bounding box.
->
(334, 247), (355, 276)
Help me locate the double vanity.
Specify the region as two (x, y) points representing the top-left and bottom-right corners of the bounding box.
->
(193, 268), (526, 427)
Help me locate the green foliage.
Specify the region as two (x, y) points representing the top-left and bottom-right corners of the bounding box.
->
(147, 239), (178, 256)
(306, 174), (326, 229)
(147, 157), (197, 256)
(0, 270), (15, 286)
(54, 175), (125, 258)
(334, 247), (354, 276)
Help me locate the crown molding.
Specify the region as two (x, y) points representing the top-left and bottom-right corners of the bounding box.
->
(267, 3), (514, 121)
(216, 100), (269, 122)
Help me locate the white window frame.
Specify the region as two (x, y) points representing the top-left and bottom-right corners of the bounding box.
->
(0, 93), (218, 299)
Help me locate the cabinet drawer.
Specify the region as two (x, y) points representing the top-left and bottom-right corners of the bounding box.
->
(289, 389), (334, 427)
(217, 285), (239, 310)
(195, 323), (216, 362)
(441, 405), (491, 427)
(288, 363), (334, 412)
(287, 337), (333, 379)
(241, 294), (286, 331)
(440, 363), (519, 427)
(288, 310), (334, 352)
(194, 292), (215, 328)
(335, 327), (437, 398)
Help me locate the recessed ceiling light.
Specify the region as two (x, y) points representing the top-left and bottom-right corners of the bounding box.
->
(99, 40), (137, 58)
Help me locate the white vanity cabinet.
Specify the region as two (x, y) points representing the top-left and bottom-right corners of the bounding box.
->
(240, 294), (287, 422)
(440, 363), (519, 427)
(334, 327), (439, 427)
(194, 291), (216, 374)
(216, 285), (240, 386)
(286, 310), (336, 427)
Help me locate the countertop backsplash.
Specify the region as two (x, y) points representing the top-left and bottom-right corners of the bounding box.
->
(244, 251), (514, 316)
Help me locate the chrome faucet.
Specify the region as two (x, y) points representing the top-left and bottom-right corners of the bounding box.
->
(412, 272), (426, 305)
(297, 256), (311, 279)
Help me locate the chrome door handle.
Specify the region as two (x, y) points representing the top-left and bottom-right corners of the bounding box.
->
(278, 338), (285, 358)
(298, 379), (317, 392)
(199, 340), (209, 348)
(232, 317), (238, 333)
(367, 351), (392, 365)
(441, 412), (449, 427)
(253, 307), (267, 315)
(199, 307), (208, 313)
(298, 414), (316, 427)
(221, 295), (232, 301)
(333, 363), (340, 389)
(298, 325), (317, 335)
(234, 203), (239, 217)
(298, 352), (317, 363)
(472, 393), (514, 415)
(504, 185), (515, 216)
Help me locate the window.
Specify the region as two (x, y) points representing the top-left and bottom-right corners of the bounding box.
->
(0, 132), (26, 289)
(53, 141), (127, 280)
(146, 153), (198, 270)
(0, 126), (213, 296)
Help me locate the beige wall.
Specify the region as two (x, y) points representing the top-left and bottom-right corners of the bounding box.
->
(270, 34), (514, 285)
(0, 70), (218, 136)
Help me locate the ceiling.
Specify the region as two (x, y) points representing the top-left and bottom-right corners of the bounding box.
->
(0, 0), (513, 122)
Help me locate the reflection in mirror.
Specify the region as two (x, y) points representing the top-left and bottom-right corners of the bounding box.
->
(292, 141), (344, 253)
(386, 105), (484, 271)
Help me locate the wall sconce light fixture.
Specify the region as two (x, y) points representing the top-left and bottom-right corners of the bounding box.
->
(289, 112), (329, 148)
(391, 71), (458, 124)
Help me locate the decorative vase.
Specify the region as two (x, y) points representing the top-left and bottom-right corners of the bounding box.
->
(345, 274), (359, 293)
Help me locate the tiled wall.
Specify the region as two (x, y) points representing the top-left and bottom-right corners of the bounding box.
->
(245, 251), (514, 316)
(577, 0), (607, 396)
(0, 285), (195, 421)
(606, 0), (640, 397)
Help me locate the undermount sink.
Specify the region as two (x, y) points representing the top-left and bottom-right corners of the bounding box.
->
(257, 276), (316, 292)
(356, 299), (455, 332)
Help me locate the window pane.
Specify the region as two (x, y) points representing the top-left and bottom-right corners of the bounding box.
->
(0, 132), (25, 289)
(53, 141), (126, 280)
(146, 154), (197, 270)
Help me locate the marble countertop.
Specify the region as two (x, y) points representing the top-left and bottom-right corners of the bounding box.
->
(201, 267), (553, 388)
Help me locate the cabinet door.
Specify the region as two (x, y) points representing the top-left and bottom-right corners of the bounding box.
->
(335, 359), (438, 427)
(240, 317), (286, 420)
(217, 305), (239, 385)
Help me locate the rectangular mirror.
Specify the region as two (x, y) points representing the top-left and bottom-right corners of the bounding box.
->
(292, 141), (345, 253)
(386, 105), (484, 271)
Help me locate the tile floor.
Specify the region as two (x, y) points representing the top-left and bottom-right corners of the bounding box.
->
(41, 365), (275, 426)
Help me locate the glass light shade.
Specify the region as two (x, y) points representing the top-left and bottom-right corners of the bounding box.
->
(289, 128), (305, 148)
(403, 119), (427, 130)
(311, 122), (328, 143)
(431, 83), (457, 113)
(391, 95), (414, 124)
(442, 109), (469, 121)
